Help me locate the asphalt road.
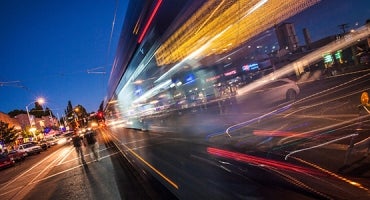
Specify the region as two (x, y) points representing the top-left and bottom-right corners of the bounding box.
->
(0, 133), (175, 200)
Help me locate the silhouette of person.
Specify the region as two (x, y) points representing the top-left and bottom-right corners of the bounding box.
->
(84, 130), (100, 161)
(72, 130), (85, 163)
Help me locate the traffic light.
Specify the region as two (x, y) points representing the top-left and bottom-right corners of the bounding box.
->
(97, 111), (104, 119)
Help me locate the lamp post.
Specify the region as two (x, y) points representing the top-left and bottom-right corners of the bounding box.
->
(26, 97), (45, 138)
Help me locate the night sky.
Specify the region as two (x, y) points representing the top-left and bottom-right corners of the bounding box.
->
(0, 0), (369, 115)
(0, 0), (127, 114)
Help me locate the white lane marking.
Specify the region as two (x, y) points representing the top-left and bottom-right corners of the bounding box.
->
(30, 152), (119, 184)
(56, 147), (75, 166)
(55, 145), (113, 166)
(0, 147), (67, 190)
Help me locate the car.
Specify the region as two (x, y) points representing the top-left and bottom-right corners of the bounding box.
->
(0, 154), (15, 169)
(236, 78), (300, 106)
(7, 150), (26, 162)
(38, 141), (49, 151)
(257, 78), (300, 102)
(17, 143), (43, 156)
(44, 137), (59, 146)
(57, 131), (74, 145)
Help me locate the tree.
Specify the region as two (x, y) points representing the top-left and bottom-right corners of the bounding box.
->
(8, 109), (27, 118)
(30, 101), (44, 118)
(74, 104), (88, 127)
(20, 129), (33, 139)
(75, 104), (88, 118)
(65, 101), (74, 123)
(0, 121), (18, 147)
(98, 100), (104, 112)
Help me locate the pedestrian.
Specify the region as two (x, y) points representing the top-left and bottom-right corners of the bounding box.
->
(72, 129), (86, 163)
(84, 130), (100, 161)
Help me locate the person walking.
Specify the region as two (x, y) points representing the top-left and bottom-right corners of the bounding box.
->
(84, 130), (100, 162)
(72, 130), (86, 164)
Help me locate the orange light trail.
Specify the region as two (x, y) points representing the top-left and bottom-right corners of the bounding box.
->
(293, 157), (369, 192)
(253, 129), (312, 138)
(101, 129), (179, 190)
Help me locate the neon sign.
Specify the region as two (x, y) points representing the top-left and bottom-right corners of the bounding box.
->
(242, 63), (259, 71)
(224, 70), (237, 76)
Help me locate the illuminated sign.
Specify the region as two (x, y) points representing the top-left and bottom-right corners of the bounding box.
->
(206, 75), (221, 82)
(224, 70), (237, 76)
(323, 54), (333, 63)
(242, 63), (259, 71)
(184, 73), (195, 84)
(334, 50), (342, 60)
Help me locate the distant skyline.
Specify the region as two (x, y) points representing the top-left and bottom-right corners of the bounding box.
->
(290, 0), (369, 45)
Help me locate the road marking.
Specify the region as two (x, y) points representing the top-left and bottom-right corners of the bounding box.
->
(125, 146), (179, 189)
(54, 145), (113, 166)
(0, 148), (66, 190)
(32, 152), (120, 184)
(105, 130), (179, 190)
(56, 147), (74, 165)
(0, 147), (68, 199)
(0, 151), (121, 198)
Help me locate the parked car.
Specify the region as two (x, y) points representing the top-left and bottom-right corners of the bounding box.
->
(17, 143), (43, 156)
(38, 141), (49, 151)
(0, 154), (15, 169)
(7, 150), (26, 162)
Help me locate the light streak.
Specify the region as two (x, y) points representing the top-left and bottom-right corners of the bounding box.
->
(207, 147), (323, 176)
(293, 157), (369, 192)
(253, 130), (309, 137)
(155, 0), (320, 65)
(138, 0), (162, 43)
(224, 104), (291, 137)
(133, 79), (172, 104)
(237, 25), (370, 97)
(284, 134), (359, 160)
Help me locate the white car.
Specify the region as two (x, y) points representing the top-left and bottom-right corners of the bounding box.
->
(257, 78), (300, 102)
(17, 143), (43, 156)
(237, 78), (300, 105)
(45, 137), (59, 146)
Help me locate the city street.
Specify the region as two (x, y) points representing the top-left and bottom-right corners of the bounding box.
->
(106, 69), (370, 199)
(0, 70), (369, 200)
(2, 1), (370, 199)
(0, 133), (175, 200)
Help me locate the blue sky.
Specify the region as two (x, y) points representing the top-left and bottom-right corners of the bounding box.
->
(291, 0), (370, 43)
(0, 0), (127, 114)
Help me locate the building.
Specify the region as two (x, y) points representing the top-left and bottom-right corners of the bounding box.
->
(14, 114), (31, 130)
(0, 112), (22, 131)
(275, 22), (299, 52)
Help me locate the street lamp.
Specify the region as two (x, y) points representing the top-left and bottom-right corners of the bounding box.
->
(26, 97), (45, 138)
